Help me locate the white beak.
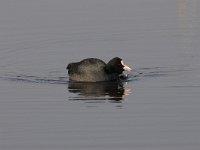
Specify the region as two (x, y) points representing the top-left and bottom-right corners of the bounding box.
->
(121, 60), (133, 71)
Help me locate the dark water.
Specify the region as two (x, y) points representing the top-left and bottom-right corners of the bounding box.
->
(1, 0), (200, 150)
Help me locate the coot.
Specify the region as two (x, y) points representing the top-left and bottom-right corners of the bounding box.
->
(67, 57), (132, 82)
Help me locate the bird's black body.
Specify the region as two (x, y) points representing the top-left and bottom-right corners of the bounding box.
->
(67, 57), (131, 82)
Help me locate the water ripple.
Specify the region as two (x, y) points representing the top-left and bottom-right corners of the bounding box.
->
(0, 66), (192, 84)
(0, 73), (68, 84)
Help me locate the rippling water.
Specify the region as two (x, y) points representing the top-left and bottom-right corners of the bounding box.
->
(1, 0), (200, 150)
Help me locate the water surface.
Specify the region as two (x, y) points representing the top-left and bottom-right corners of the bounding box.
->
(0, 0), (200, 150)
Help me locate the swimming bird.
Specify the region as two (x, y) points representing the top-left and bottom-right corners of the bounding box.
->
(67, 57), (132, 82)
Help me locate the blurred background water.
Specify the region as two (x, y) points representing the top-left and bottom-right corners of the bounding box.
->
(0, 0), (200, 150)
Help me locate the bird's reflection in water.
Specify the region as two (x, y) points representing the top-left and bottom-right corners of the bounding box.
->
(68, 81), (132, 103)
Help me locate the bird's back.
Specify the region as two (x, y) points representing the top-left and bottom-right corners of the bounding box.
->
(67, 58), (109, 82)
